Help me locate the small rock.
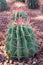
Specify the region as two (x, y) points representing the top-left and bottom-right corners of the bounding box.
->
(4, 62), (7, 65)
(9, 60), (12, 64)
(33, 61), (36, 64)
(32, 58), (38, 65)
(0, 54), (6, 62)
(32, 61), (38, 65)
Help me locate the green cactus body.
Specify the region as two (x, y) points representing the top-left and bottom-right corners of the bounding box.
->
(27, 0), (39, 9)
(12, 11), (28, 20)
(17, 11), (28, 20)
(15, 0), (25, 2)
(0, 0), (7, 11)
(6, 23), (39, 60)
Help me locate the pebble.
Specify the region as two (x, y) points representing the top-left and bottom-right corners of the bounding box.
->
(0, 54), (6, 62)
(32, 61), (37, 65)
(4, 62), (7, 65)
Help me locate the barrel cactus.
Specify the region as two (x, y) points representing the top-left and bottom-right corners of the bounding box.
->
(17, 11), (28, 20)
(0, 0), (7, 11)
(12, 11), (28, 20)
(6, 23), (39, 61)
(27, 0), (39, 9)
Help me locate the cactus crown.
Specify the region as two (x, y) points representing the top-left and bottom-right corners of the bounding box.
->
(6, 23), (39, 60)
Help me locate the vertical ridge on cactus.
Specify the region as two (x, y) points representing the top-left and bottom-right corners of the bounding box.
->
(6, 23), (39, 60)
